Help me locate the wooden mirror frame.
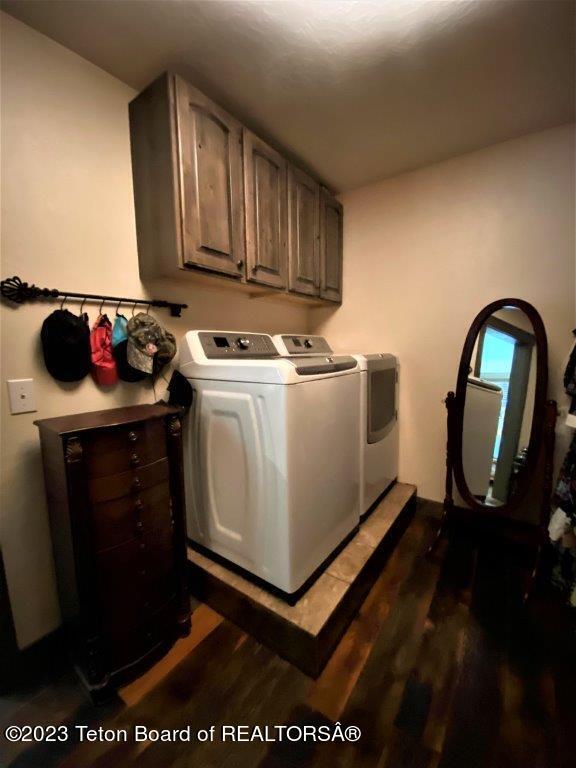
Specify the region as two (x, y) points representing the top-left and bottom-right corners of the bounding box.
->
(450, 297), (548, 515)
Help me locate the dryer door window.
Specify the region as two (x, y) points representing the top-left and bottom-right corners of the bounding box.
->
(367, 361), (397, 444)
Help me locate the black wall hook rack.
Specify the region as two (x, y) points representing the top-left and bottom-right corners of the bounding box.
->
(0, 275), (188, 317)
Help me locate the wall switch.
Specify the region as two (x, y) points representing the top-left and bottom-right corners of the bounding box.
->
(7, 379), (37, 415)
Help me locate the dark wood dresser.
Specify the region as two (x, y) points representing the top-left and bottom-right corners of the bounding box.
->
(35, 404), (191, 700)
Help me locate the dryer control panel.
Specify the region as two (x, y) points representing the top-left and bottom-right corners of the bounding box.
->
(278, 335), (333, 355)
(198, 331), (278, 359)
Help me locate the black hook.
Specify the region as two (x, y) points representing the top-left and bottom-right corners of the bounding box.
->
(79, 297), (86, 316)
(99, 297), (105, 315)
(131, 301), (137, 317)
(60, 294), (67, 310)
(116, 299), (122, 315)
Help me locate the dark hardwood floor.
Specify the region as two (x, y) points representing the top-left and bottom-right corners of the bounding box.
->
(1, 500), (575, 768)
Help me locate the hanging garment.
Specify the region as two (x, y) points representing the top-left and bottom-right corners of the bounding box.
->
(41, 309), (91, 382)
(90, 314), (118, 386)
(165, 369), (193, 408)
(111, 313), (128, 347)
(563, 337), (576, 397)
(563, 337), (576, 427)
(550, 435), (576, 604)
(549, 507), (571, 542)
(126, 312), (176, 375)
(113, 340), (147, 382)
(554, 434), (576, 526)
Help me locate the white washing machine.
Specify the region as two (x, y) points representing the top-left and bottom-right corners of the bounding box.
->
(273, 335), (399, 517)
(179, 330), (361, 595)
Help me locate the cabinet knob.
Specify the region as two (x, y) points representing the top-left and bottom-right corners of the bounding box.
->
(236, 259), (244, 270)
(132, 477), (141, 491)
(135, 521), (144, 531)
(128, 431), (138, 443)
(251, 264), (258, 273)
(130, 453), (140, 466)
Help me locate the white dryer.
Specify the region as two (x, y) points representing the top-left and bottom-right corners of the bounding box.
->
(179, 331), (361, 595)
(463, 376), (502, 499)
(273, 335), (399, 517)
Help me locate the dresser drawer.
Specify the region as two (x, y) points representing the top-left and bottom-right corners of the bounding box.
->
(83, 419), (167, 478)
(105, 599), (178, 670)
(96, 530), (177, 633)
(88, 458), (169, 504)
(91, 481), (172, 552)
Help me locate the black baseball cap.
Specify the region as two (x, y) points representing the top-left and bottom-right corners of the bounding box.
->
(113, 340), (148, 382)
(41, 309), (92, 382)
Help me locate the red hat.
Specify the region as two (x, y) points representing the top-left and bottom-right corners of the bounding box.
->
(90, 314), (118, 386)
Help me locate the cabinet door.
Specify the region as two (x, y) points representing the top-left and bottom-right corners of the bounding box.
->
(319, 188), (343, 303)
(243, 131), (288, 289)
(174, 77), (245, 278)
(288, 166), (320, 296)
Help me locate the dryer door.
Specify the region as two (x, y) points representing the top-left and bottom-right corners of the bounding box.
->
(367, 355), (398, 444)
(196, 386), (265, 567)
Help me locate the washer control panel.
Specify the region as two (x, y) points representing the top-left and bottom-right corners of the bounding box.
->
(198, 331), (278, 359)
(279, 335), (333, 355)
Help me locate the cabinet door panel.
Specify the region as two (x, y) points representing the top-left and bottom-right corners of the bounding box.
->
(288, 166), (320, 296)
(320, 188), (343, 303)
(175, 77), (245, 277)
(244, 130), (287, 288)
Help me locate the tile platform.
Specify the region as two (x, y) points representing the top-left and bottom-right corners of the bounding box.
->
(187, 482), (417, 676)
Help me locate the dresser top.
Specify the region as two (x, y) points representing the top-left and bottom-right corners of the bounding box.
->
(34, 403), (181, 436)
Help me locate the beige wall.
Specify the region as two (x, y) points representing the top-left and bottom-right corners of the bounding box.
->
(2, 11), (574, 651)
(311, 124), (575, 501)
(0, 13), (309, 649)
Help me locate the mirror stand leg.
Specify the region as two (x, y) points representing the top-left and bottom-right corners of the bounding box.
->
(428, 495), (454, 556)
(428, 391), (456, 557)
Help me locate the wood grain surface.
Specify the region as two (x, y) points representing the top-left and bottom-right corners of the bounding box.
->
(2, 500), (574, 768)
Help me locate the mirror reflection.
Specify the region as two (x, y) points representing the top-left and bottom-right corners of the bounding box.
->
(463, 307), (537, 506)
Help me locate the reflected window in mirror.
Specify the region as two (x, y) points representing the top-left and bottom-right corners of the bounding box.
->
(464, 308), (536, 507)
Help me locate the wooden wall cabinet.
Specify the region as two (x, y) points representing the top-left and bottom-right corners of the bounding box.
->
(175, 77), (245, 277)
(130, 73), (245, 280)
(287, 166), (320, 297)
(319, 188), (344, 303)
(35, 405), (191, 701)
(243, 130), (288, 289)
(129, 72), (343, 304)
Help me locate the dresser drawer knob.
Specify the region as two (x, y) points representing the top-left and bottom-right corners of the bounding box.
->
(135, 521), (144, 531)
(130, 453), (140, 466)
(134, 499), (144, 512)
(132, 477), (141, 490)
(128, 431), (138, 443)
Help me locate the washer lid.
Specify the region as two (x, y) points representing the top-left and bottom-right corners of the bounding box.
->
(285, 355), (358, 375)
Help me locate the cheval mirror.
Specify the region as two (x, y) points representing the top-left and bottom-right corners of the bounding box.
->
(432, 298), (557, 594)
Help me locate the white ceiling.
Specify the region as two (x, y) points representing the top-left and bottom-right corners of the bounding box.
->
(2, 0), (574, 191)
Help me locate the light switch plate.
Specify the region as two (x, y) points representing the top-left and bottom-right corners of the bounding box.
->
(7, 379), (37, 414)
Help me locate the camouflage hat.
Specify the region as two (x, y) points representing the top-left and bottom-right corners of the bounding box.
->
(153, 328), (177, 374)
(127, 313), (162, 374)
(127, 312), (177, 375)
